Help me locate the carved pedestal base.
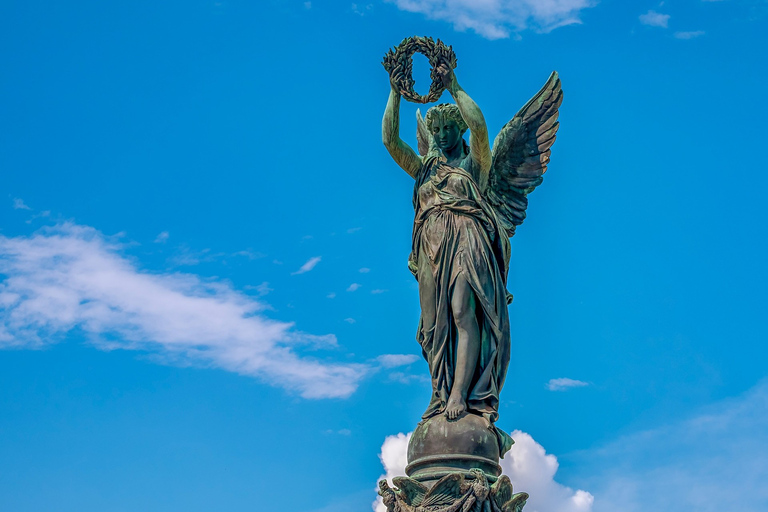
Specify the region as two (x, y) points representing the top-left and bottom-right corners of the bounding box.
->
(379, 413), (529, 512)
(378, 471), (528, 512)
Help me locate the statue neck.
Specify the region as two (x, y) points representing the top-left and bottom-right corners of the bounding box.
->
(443, 139), (466, 164)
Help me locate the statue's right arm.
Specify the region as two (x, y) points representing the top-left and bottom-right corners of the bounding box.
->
(382, 88), (422, 179)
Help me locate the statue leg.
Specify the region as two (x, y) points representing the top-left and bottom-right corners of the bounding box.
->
(445, 272), (479, 420)
(418, 261), (439, 412)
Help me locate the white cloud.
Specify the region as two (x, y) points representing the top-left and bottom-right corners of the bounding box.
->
(327, 292), (337, 299)
(373, 432), (412, 512)
(674, 30), (705, 39)
(154, 231), (169, 243)
(376, 353), (419, 368)
(639, 10), (670, 28)
(373, 430), (593, 512)
(546, 377), (589, 391)
(13, 198), (31, 210)
(347, 283), (361, 292)
(389, 0), (596, 39)
(359, 267), (371, 273)
(500, 432), (594, 512)
(292, 256), (322, 275)
(371, 289), (388, 294)
(344, 318), (356, 324)
(0, 223), (367, 399)
(581, 380), (768, 512)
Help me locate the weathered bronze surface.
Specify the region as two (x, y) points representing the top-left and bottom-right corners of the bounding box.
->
(378, 36), (563, 511)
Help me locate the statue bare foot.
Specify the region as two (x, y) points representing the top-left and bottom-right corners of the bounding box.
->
(445, 395), (467, 420)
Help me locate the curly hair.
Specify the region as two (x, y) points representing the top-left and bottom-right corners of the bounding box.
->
(424, 103), (468, 133)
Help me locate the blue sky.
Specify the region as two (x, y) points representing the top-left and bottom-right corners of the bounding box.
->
(1, 1), (767, 511)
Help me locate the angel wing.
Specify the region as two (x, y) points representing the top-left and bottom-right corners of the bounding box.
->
(416, 109), (433, 156)
(486, 71), (563, 237)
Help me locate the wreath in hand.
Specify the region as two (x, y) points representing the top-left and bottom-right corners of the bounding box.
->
(382, 36), (458, 104)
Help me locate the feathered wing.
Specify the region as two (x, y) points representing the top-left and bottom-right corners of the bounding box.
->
(392, 476), (428, 507)
(416, 109), (432, 156)
(486, 71), (563, 237)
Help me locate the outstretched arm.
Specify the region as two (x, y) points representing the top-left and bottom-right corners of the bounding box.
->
(441, 67), (492, 190)
(382, 85), (422, 179)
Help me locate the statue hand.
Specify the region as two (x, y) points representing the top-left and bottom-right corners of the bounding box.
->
(436, 63), (457, 92)
(389, 72), (401, 94)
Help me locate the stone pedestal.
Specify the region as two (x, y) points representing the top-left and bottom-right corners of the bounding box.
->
(406, 413), (502, 484)
(378, 412), (529, 512)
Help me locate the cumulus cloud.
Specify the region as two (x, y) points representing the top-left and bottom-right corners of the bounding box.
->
(581, 379), (768, 512)
(500, 431), (594, 512)
(292, 256), (322, 275)
(373, 432), (412, 512)
(674, 30), (705, 39)
(373, 430), (593, 512)
(389, 0), (596, 39)
(546, 377), (589, 391)
(0, 223), (367, 399)
(639, 10), (670, 28)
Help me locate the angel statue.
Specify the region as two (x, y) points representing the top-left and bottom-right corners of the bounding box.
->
(381, 38), (562, 455)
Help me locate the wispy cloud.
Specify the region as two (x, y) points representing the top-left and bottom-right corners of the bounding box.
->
(581, 380), (768, 511)
(546, 377), (589, 391)
(389, 0), (596, 39)
(13, 198), (31, 210)
(0, 223), (367, 399)
(639, 10), (670, 28)
(374, 430), (593, 512)
(292, 256), (322, 275)
(376, 353), (419, 368)
(359, 267), (371, 273)
(154, 231), (169, 243)
(347, 283), (361, 292)
(352, 2), (372, 16)
(323, 428), (352, 436)
(674, 30), (705, 39)
(244, 281), (272, 297)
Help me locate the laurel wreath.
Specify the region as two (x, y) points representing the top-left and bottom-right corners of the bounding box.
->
(382, 36), (458, 104)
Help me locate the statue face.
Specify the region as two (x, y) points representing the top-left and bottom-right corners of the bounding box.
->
(430, 117), (462, 153)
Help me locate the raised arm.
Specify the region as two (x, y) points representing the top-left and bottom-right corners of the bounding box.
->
(442, 67), (492, 191)
(382, 85), (422, 179)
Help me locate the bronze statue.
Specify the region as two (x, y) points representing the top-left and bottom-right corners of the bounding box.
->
(380, 37), (561, 497)
(379, 37), (561, 512)
(382, 36), (561, 430)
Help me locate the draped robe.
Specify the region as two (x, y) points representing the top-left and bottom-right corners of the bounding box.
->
(408, 154), (513, 453)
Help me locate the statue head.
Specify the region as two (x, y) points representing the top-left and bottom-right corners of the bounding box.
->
(425, 103), (467, 153)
